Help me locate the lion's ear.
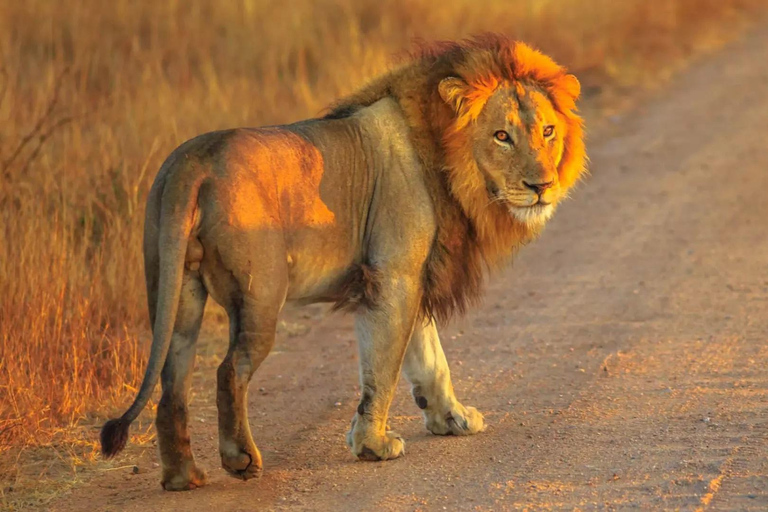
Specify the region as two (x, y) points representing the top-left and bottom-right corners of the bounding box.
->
(549, 73), (581, 116)
(559, 74), (581, 100)
(438, 77), (469, 113)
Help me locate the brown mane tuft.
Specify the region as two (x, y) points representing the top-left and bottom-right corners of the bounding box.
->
(328, 34), (586, 323)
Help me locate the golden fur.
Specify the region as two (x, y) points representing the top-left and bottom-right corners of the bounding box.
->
(101, 35), (586, 491)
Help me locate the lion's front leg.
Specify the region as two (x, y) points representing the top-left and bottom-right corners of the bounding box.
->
(402, 318), (484, 436)
(345, 274), (422, 461)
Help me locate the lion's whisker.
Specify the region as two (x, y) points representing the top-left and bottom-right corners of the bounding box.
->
(485, 195), (510, 208)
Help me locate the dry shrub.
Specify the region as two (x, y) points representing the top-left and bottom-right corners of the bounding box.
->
(0, 0), (765, 473)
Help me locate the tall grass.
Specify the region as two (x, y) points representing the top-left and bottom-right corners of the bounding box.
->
(0, 0), (765, 455)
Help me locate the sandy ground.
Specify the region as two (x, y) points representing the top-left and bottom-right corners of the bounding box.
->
(49, 24), (768, 512)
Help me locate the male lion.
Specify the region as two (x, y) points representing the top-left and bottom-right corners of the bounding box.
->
(101, 34), (586, 491)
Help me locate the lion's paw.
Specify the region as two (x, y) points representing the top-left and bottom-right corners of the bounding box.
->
(220, 444), (263, 481)
(348, 430), (405, 461)
(161, 463), (208, 491)
(426, 404), (485, 436)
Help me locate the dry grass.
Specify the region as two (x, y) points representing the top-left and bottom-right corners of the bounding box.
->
(0, 0), (766, 506)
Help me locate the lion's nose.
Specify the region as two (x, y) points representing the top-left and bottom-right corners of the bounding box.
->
(522, 180), (554, 195)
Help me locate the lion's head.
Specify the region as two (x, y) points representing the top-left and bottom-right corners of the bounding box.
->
(434, 38), (586, 233)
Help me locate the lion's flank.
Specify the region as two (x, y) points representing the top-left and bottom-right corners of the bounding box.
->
(327, 34), (586, 323)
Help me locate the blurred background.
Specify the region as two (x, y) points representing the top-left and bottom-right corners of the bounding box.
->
(1, 0), (766, 506)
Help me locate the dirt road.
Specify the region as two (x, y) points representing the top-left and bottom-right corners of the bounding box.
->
(50, 24), (768, 511)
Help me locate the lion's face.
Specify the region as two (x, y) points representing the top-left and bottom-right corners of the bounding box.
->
(438, 71), (583, 230)
(471, 84), (566, 226)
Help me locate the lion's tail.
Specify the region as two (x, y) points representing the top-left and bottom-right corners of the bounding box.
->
(100, 164), (202, 459)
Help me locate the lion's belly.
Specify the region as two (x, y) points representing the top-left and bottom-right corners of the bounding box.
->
(283, 226), (361, 303)
(195, 222), (360, 312)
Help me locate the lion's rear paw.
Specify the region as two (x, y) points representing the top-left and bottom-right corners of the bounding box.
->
(221, 446), (263, 480)
(161, 464), (208, 491)
(350, 431), (405, 461)
(426, 405), (484, 436)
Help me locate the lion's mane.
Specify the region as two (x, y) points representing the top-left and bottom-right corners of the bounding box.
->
(327, 34), (587, 322)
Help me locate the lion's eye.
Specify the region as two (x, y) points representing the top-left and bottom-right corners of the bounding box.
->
(494, 130), (511, 143)
(543, 125), (555, 138)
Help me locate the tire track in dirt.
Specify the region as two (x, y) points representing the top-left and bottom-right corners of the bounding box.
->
(50, 23), (768, 512)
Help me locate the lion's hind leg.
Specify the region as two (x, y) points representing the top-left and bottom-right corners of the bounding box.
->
(402, 319), (484, 436)
(216, 265), (287, 481)
(154, 272), (209, 491)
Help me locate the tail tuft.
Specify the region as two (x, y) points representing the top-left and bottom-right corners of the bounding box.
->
(100, 417), (131, 458)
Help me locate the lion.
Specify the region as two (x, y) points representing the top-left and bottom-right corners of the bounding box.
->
(100, 34), (586, 491)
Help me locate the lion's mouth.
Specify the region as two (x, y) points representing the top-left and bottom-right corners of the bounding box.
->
(509, 202), (555, 226)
